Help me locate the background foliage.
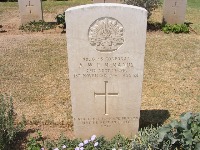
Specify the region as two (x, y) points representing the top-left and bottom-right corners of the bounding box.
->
(124, 0), (161, 18)
(158, 112), (200, 150)
(162, 24), (190, 34)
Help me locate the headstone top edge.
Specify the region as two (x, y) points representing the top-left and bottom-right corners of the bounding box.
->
(65, 3), (147, 13)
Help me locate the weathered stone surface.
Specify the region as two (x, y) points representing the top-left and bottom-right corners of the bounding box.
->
(18, 0), (43, 25)
(163, 0), (187, 24)
(65, 3), (147, 139)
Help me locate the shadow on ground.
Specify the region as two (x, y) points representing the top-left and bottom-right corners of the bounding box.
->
(147, 22), (163, 31)
(12, 129), (36, 150)
(139, 109), (170, 128)
(0, 25), (7, 33)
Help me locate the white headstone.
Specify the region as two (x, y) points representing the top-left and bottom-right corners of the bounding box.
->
(163, 0), (187, 24)
(18, 0), (43, 25)
(65, 4), (147, 139)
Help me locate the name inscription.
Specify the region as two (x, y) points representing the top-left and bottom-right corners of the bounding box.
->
(73, 56), (139, 79)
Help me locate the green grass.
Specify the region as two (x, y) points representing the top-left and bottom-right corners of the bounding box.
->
(187, 0), (200, 9)
(42, 0), (91, 13)
(0, 2), (17, 14)
(186, 0), (200, 30)
(0, 0), (91, 14)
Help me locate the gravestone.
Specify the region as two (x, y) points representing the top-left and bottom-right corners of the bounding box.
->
(93, 0), (124, 3)
(65, 3), (147, 139)
(18, 0), (43, 25)
(163, 0), (187, 24)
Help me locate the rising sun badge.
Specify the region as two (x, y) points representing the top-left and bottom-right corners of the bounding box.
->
(88, 17), (124, 52)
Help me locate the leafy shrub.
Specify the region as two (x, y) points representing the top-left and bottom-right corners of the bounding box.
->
(0, 94), (25, 150)
(55, 12), (66, 29)
(162, 24), (190, 34)
(124, 0), (161, 18)
(19, 20), (56, 32)
(158, 112), (200, 149)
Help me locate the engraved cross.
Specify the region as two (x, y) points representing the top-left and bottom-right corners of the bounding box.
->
(94, 81), (118, 115)
(26, 1), (34, 14)
(172, 1), (177, 14)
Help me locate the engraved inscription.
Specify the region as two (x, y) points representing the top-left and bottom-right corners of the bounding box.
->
(172, 1), (177, 14)
(89, 17), (124, 52)
(73, 56), (139, 79)
(26, 1), (34, 14)
(74, 117), (139, 127)
(94, 81), (118, 115)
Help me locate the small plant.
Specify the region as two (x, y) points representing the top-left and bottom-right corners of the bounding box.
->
(74, 135), (101, 150)
(55, 13), (66, 29)
(162, 24), (190, 34)
(27, 130), (45, 150)
(108, 134), (133, 149)
(132, 125), (160, 149)
(158, 112), (200, 149)
(124, 0), (161, 18)
(45, 134), (132, 150)
(45, 134), (80, 150)
(47, 135), (105, 150)
(0, 94), (25, 150)
(19, 20), (56, 32)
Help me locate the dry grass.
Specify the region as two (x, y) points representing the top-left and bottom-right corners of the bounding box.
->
(187, 7), (200, 34)
(143, 33), (200, 122)
(0, 34), (73, 127)
(143, 1), (200, 124)
(0, 1), (200, 135)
